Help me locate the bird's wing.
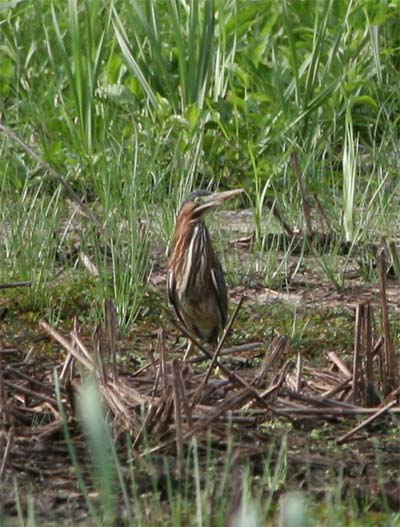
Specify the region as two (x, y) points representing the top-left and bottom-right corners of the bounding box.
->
(167, 269), (188, 329)
(211, 260), (228, 328)
(167, 269), (176, 306)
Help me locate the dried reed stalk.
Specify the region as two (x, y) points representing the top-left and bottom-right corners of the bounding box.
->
(327, 351), (351, 377)
(295, 352), (304, 393)
(40, 320), (94, 372)
(104, 300), (118, 381)
(337, 399), (397, 444)
(172, 321), (270, 409)
(172, 359), (184, 478)
(353, 303), (366, 404)
(377, 249), (399, 393)
(255, 335), (288, 388)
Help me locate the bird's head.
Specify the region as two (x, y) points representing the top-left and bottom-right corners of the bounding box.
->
(179, 189), (243, 222)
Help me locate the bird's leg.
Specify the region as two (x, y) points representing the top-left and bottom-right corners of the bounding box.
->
(183, 340), (193, 361)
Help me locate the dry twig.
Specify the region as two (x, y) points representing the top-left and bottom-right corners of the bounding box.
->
(0, 281), (32, 290)
(337, 400), (397, 444)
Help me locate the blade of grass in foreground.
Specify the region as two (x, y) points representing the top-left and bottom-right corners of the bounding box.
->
(54, 372), (99, 522)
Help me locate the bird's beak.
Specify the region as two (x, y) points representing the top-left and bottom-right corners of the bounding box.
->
(195, 189), (243, 216)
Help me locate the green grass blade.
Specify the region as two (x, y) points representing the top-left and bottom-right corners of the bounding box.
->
(113, 8), (158, 109)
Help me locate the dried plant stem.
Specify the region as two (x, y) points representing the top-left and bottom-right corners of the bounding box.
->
(353, 303), (365, 404)
(388, 240), (400, 279)
(4, 380), (58, 407)
(377, 249), (399, 393)
(40, 320), (94, 372)
(295, 352), (303, 393)
(159, 329), (168, 390)
(191, 297), (243, 407)
(312, 192), (330, 233)
(255, 335), (288, 388)
(172, 359), (184, 479)
(0, 281), (32, 290)
(0, 359), (7, 424)
(327, 351), (351, 377)
(337, 400), (397, 445)
(265, 198), (294, 237)
(363, 303), (375, 405)
(104, 300), (118, 381)
(0, 427), (14, 478)
(172, 320), (270, 409)
(175, 362), (192, 428)
(189, 342), (263, 364)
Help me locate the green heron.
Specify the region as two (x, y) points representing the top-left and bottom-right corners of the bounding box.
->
(167, 189), (243, 358)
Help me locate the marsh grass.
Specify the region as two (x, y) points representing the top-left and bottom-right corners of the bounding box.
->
(2, 0), (400, 524)
(0, 181), (62, 304)
(2, 1), (400, 294)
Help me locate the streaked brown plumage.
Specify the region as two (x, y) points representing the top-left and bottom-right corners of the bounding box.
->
(167, 189), (243, 351)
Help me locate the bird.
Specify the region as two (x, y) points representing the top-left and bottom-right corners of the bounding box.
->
(167, 189), (243, 359)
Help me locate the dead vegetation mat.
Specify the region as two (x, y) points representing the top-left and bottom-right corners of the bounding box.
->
(1, 278), (400, 523)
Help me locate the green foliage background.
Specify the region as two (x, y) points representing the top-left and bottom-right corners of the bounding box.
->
(1, 0), (400, 322)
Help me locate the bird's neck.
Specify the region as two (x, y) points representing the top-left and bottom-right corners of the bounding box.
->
(171, 219), (212, 277)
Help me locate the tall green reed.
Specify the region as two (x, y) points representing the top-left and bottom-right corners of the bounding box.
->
(114, 0), (217, 113)
(50, 0), (111, 155)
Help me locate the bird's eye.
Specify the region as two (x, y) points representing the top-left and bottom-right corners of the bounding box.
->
(194, 196), (201, 203)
